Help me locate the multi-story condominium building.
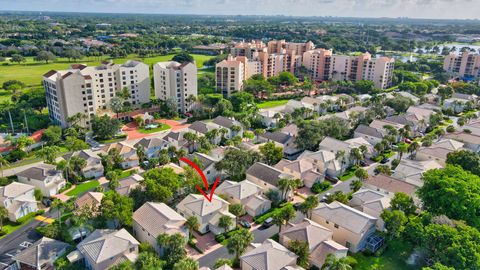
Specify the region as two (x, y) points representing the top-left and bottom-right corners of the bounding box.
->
(268, 39), (315, 55)
(216, 56), (245, 97)
(303, 49), (333, 81)
(43, 60), (150, 127)
(303, 51), (395, 89)
(444, 52), (480, 79)
(257, 50), (302, 77)
(153, 61), (197, 113)
(230, 40), (267, 59)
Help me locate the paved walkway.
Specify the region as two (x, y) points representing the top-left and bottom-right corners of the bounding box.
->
(121, 119), (189, 140)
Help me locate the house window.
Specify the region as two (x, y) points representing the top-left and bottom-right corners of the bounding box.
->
(334, 224), (339, 229)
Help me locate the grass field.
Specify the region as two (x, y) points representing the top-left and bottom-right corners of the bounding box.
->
(352, 240), (419, 270)
(0, 53), (214, 87)
(66, 180), (100, 196)
(256, 99), (290, 109)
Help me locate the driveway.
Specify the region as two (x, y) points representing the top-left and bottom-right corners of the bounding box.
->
(0, 209), (57, 269)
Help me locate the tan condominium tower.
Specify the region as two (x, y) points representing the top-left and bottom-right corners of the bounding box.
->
(43, 60), (150, 127)
(444, 52), (480, 79)
(153, 61), (198, 114)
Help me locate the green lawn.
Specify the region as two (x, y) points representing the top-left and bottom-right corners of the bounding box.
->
(138, 124), (171, 134)
(66, 180), (100, 196)
(352, 239), (419, 270)
(253, 202), (293, 224)
(0, 53), (214, 87)
(340, 166), (359, 181)
(1, 212), (38, 238)
(256, 99), (290, 109)
(118, 169), (137, 179)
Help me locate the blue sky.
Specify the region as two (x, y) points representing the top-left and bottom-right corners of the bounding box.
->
(1, 0), (478, 19)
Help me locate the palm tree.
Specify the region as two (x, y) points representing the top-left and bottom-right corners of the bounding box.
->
(288, 240), (310, 269)
(322, 254), (354, 270)
(173, 257), (198, 270)
(136, 146), (146, 163)
(0, 206), (8, 232)
(300, 195), (319, 219)
(218, 215), (233, 234)
(226, 229), (253, 266)
(278, 178), (291, 200)
(254, 128), (265, 141)
(408, 141), (420, 159)
(183, 132), (198, 153)
(350, 180), (363, 192)
(185, 216), (199, 239)
(0, 156), (9, 177)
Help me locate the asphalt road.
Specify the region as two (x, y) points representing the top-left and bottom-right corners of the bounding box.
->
(0, 210), (57, 269)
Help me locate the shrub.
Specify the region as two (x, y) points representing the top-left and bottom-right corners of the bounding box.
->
(215, 234), (225, 243)
(311, 181), (331, 194)
(391, 159), (400, 169)
(446, 125), (455, 133)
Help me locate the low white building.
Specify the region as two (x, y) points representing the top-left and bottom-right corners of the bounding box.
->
(0, 182), (38, 222)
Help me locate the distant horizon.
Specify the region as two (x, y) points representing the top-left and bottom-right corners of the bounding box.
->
(1, 0), (479, 20)
(0, 9), (479, 22)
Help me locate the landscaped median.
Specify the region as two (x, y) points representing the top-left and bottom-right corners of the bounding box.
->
(138, 123), (171, 134)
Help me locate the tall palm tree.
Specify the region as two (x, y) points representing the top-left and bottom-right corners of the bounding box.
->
(173, 257), (198, 270)
(226, 229), (253, 265)
(185, 216), (199, 239)
(218, 215), (233, 234)
(183, 132), (198, 153)
(278, 178), (291, 200)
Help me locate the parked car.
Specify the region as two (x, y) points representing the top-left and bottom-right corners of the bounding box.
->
(380, 157), (390, 164)
(293, 202), (302, 210)
(359, 160), (367, 167)
(325, 175), (339, 184)
(404, 138), (412, 144)
(263, 217), (274, 228)
(239, 219), (251, 229)
(320, 192), (331, 203)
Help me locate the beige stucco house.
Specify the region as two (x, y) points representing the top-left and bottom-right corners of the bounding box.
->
(311, 201), (377, 253)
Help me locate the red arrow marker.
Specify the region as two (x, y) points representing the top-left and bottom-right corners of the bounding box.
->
(180, 156), (219, 202)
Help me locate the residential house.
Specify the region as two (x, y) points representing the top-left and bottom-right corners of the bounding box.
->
(116, 174), (144, 196)
(350, 189), (391, 230)
(176, 194), (235, 235)
(75, 191), (104, 212)
(259, 131), (302, 159)
(311, 201), (377, 253)
(133, 202), (188, 254)
(364, 174), (418, 199)
(444, 132), (480, 152)
(392, 159), (442, 187)
(443, 97), (470, 113)
(416, 146), (455, 166)
(180, 152), (220, 183)
(134, 137), (170, 159)
(396, 91), (420, 104)
(318, 136), (373, 170)
(212, 116), (244, 139)
(13, 237), (70, 270)
(63, 150), (104, 179)
(71, 229), (139, 270)
(246, 162), (294, 194)
(240, 239), (298, 270)
(284, 100), (314, 115)
(275, 159), (324, 188)
(259, 109), (282, 128)
(16, 164), (66, 197)
(101, 142), (139, 169)
(164, 131), (189, 151)
(216, 180), (271, 216)
(297, 150), (342, 178)
(279, 219), (348, 268)
(354, 125), (384, 146)
(280, 123), (299, 137)
(0, 182), (38, 222)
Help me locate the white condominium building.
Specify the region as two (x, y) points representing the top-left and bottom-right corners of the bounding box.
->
(444, 52), (480, 79)
(43, 60), (150, 127)
(303, 49), (333, 81)
(153, 61), (197, 113)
